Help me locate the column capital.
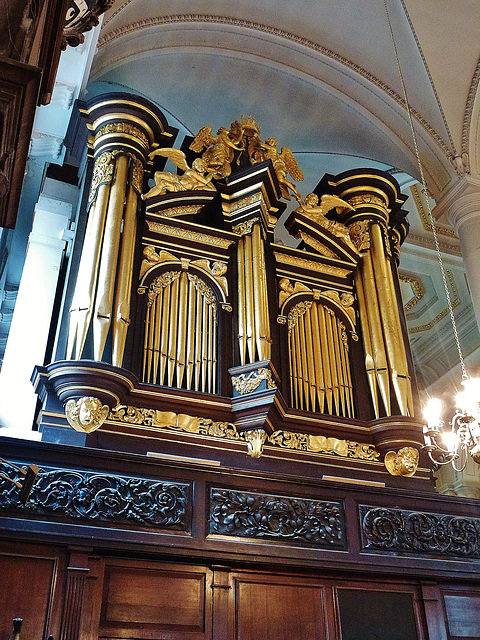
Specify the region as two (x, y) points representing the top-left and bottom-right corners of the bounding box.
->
(433, 175), (480, 229)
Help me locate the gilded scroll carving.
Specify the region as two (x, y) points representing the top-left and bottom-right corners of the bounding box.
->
(146, 221), (235, 249)
(348, 220), (370, 252)
(0, 462), (189, 530)
(232, 218), (258, 236)
(244, 428), (268, 458)
(95, 122), (149, 147)
(231, 367), (276, 394)
(146, 271), (181, 307)
(361, 506), (480, 557)
(210, 488), (345, 547)
(108, 406), (380, 461)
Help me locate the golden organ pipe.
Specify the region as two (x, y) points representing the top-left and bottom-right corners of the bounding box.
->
(318, 305), (333, 414)
(354, 269), (380, 418)
(194, 287), (202, 390)
(293, 317), (303, 410)
(237, 237), (247, 366)
(167, 275), (180, 387)
(152, 288), (162, 383)
(142, 301), (150, 382)
(311, 301), (325, 413)
(201, 294), (208, 392)
(332, 314), (346, 416)
(160, 280), (171, 386)
(337, 321), (351, 417)
(252, 224), (263, 361)
(244, 232), (255, 363)
(259, 230), (271, 360)
(325, 308), (340, 414)
(93, 154), (129, 361)
(113, 185), (138, 368)
(212, 309), (217, 394)
(68, 182), (110, 359)
(298, 311), (310, 411)
(361, 250), (391, 415)
(289, 326), (297, 408)
(186, 279), (196, 390)
(176, 271), (188, 389)
(304, 304), (317, 411)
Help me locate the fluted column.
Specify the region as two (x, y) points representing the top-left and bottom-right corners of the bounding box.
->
(437, 176), (480, 336)
(67, 94), (175, 366)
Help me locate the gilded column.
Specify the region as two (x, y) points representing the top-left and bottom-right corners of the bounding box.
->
(67, 94), (175, 366)
(320, 170), (414, 418)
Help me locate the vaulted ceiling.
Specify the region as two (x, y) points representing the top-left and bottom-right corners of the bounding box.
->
(85, 0), (480, 394)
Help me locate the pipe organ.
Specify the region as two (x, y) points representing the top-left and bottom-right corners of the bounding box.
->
(35, 94), (427, 481)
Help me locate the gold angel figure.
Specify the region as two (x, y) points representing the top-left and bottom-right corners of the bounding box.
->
(296, 193), (355, 242)
(189, 124), (245, 179)
(254, 137), (304, 200)
(143, 148), (216, 199)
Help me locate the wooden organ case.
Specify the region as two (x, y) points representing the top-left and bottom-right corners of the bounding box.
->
(2, 94), (480, 640)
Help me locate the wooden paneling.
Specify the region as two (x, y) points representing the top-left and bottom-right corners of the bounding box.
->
(442, 589), (480, 640)
(0, 553), (57, 640)
(233, 575), (326, 640)
(99, 560), (212, 639)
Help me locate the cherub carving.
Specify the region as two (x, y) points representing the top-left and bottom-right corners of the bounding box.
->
(384, 446), (419, 477)
(296, 193), (355, 244)
(253, 137), (304, 200)
(65, 396), (109, 433)
(143, 148), (216, 198)
(189, 123), (245, 179)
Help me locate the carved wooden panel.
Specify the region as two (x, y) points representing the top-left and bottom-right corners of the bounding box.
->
(99, 561), (212, 639)
(233, 575), (326, 640)
(210, 487), (345, 548)
(0, 554), (56, 640)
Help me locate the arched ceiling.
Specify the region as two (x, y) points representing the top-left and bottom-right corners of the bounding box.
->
(85, 0), (480, 391)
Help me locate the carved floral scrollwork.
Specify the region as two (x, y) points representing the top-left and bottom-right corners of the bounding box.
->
(210, 488), (345, 547)
(361, 506), (480, 557)
(287, 300), (312, 334)
(147, 271), (181, 307)
(0, 462), (189, 530)
(348, 220), (370, 253)
(94, 122), (149, 147)
(187, 274), (217, 321)
(232, 218), (258, 236)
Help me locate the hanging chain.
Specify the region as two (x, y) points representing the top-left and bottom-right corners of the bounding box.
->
(382, 0), (468, 380)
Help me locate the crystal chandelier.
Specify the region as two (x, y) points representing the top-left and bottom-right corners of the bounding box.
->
(424, 381), (480, 469)
(383, 1), (480, 469)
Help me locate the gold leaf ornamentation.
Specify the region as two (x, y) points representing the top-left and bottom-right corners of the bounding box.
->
(231, 367), (276, 394)
(232, 218), (258, 236)
(348, 220), (370, 253)
(287, 300), (312, 334)
(273, 252), (351, 277)
(147, 271), (181, 307)
(146, 221), (235, 248)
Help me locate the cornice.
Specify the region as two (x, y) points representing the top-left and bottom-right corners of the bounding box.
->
(462, 55), (480, 156)
(433, 175), (480, 226)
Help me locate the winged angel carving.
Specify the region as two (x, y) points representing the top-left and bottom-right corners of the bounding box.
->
(296, 193), (354, 241)
(189, 124), (244, 179)
(253, 137), (304, 200)
(143, 148), (216, 198)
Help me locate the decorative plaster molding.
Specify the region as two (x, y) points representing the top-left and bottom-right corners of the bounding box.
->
(96, 14), (450, 158)
(29, 132), (64, 158)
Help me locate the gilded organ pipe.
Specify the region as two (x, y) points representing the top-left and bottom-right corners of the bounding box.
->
(141, 270), (218, 392)
(288, 300), (354, 418)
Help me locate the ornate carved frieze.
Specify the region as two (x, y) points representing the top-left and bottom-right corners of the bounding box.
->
(232, 218), (259, 236)
(107, 406), (380, 461)
(361, 506), (480, 557)
(269, 430), (380, 460)
(348, 220), (370, 252)
(146, 221), (235, 249)
(210, 488), (345, 548)
(273, 251), (351, 277)
(0, 461), (189, 531)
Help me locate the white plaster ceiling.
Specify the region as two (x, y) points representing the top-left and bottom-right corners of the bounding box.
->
(84, 0), (480, 393)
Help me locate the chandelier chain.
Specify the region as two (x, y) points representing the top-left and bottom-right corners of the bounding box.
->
(382, 0), (468, 380)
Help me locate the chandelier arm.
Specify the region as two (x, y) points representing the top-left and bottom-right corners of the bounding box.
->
(382, 0), (468, 381)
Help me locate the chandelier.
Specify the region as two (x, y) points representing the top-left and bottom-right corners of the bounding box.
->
(383, 2), (480, 469)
